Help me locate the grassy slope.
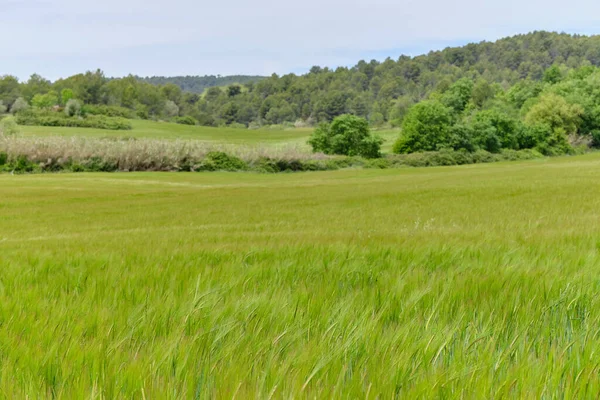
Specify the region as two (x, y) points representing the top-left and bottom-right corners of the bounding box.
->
(20, 120), (312, 144)
(2, 154), (600, 397)
(18, 120), (400, 151)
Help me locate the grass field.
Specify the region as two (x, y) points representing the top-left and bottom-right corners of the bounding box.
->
(3, 153), (600, 397)
(17, 120), (400, 152)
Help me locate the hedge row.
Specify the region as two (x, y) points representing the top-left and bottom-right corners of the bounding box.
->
(0, 148), (545, 174)
(15, 111), (132, 130)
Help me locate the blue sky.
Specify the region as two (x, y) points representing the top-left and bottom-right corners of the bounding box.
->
(2, 0), (600, 80)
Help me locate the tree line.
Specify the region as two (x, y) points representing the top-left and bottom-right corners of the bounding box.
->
(2, 31), (600, 155)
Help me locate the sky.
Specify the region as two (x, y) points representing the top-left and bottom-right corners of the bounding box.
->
(2, 0), (600, 81)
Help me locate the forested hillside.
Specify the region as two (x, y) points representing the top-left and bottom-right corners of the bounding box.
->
(135, 75), (265, 93)
(2, 31), (600, 137)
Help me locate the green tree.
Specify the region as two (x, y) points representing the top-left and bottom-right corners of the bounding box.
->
(61, 89), (74, 106)
(525, 93), (582, 135)
(543, 65), (563, 84)
(525, 93), (583, 153)
(470, 109), (520, 152)
(393, 101), (453, 153)
(308, 114), (383, 158)
(218, 102), (239, 124)
(507, 80), (543, 109)
(471, 79), (496, 108)
(0, 75), (21, 107)
(205, 87), (222, 102)
(22, 74), (51, 102)
(161, 83), (182, 104)
(164, 100), (180, 117)
(31, 92), (58, 108)
(227, 85), (242, 97)
(441, 78), (474, 114)
(10, 97), (29, 114)
(388, 96), (414, 127)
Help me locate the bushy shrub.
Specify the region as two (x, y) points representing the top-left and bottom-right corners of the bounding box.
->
(251, 157), (358, 173)
(195, 152), (247, 171)
(84, 115), (132, 130)
(173, 116), (197, 125)
(81, 157), (119, 172)
(308, 114), (383, 158)
(0, 155), (39, 173)
(364, 158), (391, 169)
(472, 149), (498, 163)
(64, 99), (82, 117)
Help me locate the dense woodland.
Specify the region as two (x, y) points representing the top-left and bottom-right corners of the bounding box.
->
(4, 31), (600, 155)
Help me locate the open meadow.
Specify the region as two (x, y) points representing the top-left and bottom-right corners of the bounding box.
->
(16, 120), (401, 153)
(2, 153), (600, 397)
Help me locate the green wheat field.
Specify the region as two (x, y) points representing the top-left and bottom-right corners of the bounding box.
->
(3, 152), (600, 398)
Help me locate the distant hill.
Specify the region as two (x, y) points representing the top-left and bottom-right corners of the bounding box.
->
(135, 75), (266, 93)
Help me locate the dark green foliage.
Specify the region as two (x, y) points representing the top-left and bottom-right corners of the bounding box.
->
(591, 130), (600, 148)
(0, 155), (39, 173)
(251, 157), (327, 173)
(227, 85), (242, 97)
(448, 123), (476, 152)
(196, 152), (247, 171)
(470, 110), (520, 152)
(308, 114), (383, 158)
(81, 157), (119, 172)
(543, 65), (563, 84)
